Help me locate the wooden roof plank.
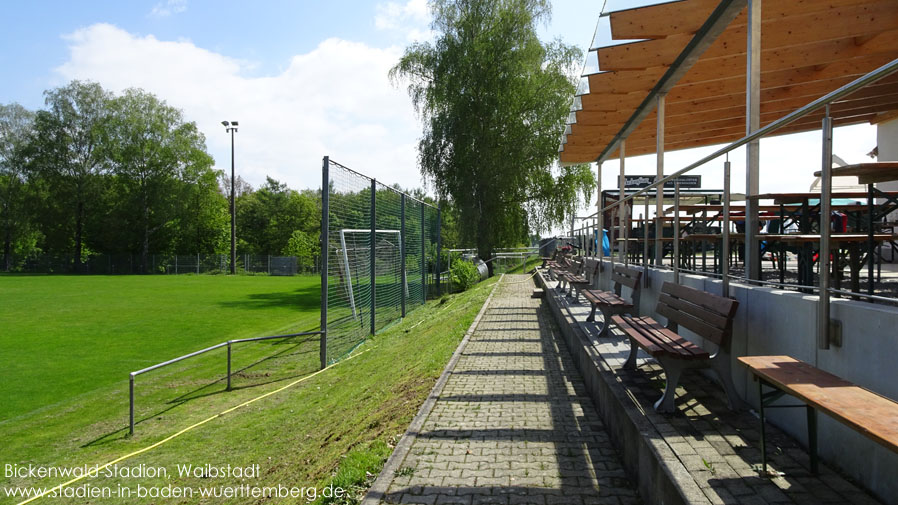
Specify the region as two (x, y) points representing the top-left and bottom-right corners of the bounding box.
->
(602, 1), (898, 71)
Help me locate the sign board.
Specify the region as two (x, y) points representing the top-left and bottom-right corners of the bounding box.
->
(623, 175), (701, 189)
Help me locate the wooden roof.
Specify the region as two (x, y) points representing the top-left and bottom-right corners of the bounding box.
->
(559, 0), (898, 164)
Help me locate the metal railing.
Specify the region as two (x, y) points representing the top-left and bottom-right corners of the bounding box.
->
(129, 330), (324, 435)
(570, 57), (898, 349)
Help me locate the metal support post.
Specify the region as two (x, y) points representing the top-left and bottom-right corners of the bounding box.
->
(644, 198), (649, 285)
(421, 203), (426, 303)
(320, 156), (329, 369)
(610, 206), (617, 271)
(227, 341), (232, 390)
(370, 179), (377, 335)
(868, 183), (875, 295)
(819, 107), (832, 350)
(745, 0), (762, 280)
(807, 406), (818, 474)
(401, 195), (406, 317)
(723, 161), (732, 297)
(655, 95), (665, 265)
(674, 180), (681, 283)
(597, 162), (604, 259)
(129, 373), (135, 436)
(620, 141), (627, 263)
(436, 206), (441, 294)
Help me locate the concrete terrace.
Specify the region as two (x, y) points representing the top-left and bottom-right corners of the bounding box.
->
(367, 271), (888, 505)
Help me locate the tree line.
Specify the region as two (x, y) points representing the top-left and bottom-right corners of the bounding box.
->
(0, 81), (324, 273)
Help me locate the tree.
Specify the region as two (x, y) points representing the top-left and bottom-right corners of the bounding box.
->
(237, 177), (319, 255)
(391, 0), (594, 272)
(218, 172), (253, 199)
(283, 229), (317, 271)
(0, 103), (36, 271)
(30, 81), (112, 271)
(104, 88), (215, 271)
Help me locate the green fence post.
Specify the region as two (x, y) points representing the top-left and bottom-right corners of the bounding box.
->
(401, 194), (406, 318)
(320, 156), (329, 369)
(437, 205), (441, 295)
(370, 178), (376, 335)
(421, 203), (425, 304)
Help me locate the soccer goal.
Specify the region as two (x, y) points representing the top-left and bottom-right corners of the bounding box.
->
(337, 229), (408, 321)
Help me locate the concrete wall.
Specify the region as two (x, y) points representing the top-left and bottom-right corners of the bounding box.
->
(582, 256), (898, 503)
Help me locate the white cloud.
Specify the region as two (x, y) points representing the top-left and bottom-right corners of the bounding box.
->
(150, 0), (187, 18)
(376, 0), (434, 42)
(55, 23), (423, 192)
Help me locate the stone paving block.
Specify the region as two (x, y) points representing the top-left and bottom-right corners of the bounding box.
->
(377, 276), (642, 505)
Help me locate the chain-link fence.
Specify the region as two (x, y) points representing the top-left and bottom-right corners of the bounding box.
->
(6, 253), (318, 275)
(321, 157), (440, 366)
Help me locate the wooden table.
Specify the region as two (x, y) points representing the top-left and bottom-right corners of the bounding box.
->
(812, 164), (898, 295)
(816, 161), (898, 184)
(738, 355), (898, 476)
(663, 204), (783, 215)
(748, 191), (898, 203)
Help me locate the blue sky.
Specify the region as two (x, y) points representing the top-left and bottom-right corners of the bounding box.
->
(0, 0), (879, 219)
(0, 0), (602, 194)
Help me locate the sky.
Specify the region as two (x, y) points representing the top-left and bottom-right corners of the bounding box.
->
(0, 0), (600, 193)
(0, 0), (881, 223)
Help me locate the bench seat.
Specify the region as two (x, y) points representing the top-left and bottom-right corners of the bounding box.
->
(611, 315), (709, 360)
(614, 281), (741, 413)
(559, 260), (599, 298)
(581, 265), (642, 337)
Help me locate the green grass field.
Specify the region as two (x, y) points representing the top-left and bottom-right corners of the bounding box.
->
(0, 274), (321, 421)
(0, 272), (499, 504)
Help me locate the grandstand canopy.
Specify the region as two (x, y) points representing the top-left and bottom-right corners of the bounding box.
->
(559, 0), (898, 165)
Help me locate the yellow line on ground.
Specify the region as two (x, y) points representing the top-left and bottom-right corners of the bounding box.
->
(501, 270), (538, 284)
(16, 348), (372, 505)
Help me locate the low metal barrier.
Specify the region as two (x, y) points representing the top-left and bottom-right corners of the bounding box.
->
(129, 330), (324, 435)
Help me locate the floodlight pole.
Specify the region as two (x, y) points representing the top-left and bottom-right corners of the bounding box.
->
(223, 121), (239, 275)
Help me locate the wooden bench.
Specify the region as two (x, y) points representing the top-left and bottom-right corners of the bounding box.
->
(540, 249), (558, 268)
(612, 282), (741, 413)
(582, 265), (642, 338)
(739, 355), (898, 476)
(560, 259), (600, 299)
(546, 256), (573, 283)
(551, 257), (581, 290)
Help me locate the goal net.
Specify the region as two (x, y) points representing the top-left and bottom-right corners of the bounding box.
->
(337, 229), (407, 321)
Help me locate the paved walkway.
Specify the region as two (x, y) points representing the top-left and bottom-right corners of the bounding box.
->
(376, 276), (641, 505)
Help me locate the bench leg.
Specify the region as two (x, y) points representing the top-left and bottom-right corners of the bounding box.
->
(655, 359), (684, 413)
(623, 337), (639, 370)
(586, 303), (597, 323)
(711, 353), (746, 411)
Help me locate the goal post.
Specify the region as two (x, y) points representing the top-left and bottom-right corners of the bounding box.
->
(321, 157), (440, 367)
(338, 229), (407, 321)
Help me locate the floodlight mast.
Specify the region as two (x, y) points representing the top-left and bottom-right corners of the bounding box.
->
(223, 120), (238, 274)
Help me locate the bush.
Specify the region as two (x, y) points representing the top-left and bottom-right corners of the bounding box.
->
(451, 259), (480, 292)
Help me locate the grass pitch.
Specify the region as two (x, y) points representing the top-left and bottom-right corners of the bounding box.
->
(0, 272), (499, 504)
(0, 274), (321, 421)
